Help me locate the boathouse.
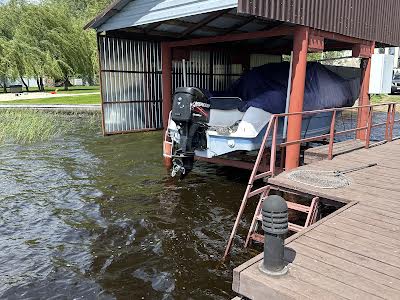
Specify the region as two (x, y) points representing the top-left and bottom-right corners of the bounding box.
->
(87, 0), (400, 170)
(87, 1), (400, 299)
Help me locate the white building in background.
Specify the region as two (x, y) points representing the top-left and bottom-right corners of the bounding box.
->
(387, 47), (399, 68)
(377, 47), (399, 70)
(9, 77), (87, 89)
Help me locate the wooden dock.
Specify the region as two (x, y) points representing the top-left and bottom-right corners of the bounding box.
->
(303, 140), (365, 165)
(233, 140), (400, 300)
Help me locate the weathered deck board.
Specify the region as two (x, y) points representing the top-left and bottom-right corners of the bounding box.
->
(233, 140), (400, 300)
(290, 242), (400, 290)
(296, 236), (400, 279)
(313, 223), (400, 253)
(288, 251), (400, 299)
(304, 140), (365, 164)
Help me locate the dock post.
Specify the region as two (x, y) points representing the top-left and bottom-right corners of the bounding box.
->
(356, 42), (375, 140)
(259, 195), (289, 276)
(285, 26), (309, 170)
(161, 43), (173, 168)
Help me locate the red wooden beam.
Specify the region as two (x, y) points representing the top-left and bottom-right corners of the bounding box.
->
(161, 43), (172, 130)
(286, 26), (310, 170)
(308, 34), (324, 52)
(352, 43), (374, 58)
(165, 25), (295, 48)
(357, 42), (376, 140)
(172, 48), (190, 61)
(311, 29), (371, 45)
(162, 43), (173, 168)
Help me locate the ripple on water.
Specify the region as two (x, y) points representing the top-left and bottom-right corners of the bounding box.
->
(8, 113), (395, 298)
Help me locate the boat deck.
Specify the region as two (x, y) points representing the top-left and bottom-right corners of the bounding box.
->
(233, 140), (400, 300)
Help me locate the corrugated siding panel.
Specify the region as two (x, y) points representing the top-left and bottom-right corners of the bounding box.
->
(99, 36), (162, 134)
(238, 0), (400, 45)
(98, 0), (238, 32)
(99, 37), (254, 134)
(250, 54), (281, 68)
(172, 50), (244, 92)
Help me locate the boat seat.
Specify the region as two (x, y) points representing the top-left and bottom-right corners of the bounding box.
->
(210, 97), (243, 110)
(207, 109), (245, 127)
(209, 107), (272, 139)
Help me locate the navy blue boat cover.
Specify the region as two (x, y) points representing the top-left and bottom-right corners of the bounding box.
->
(213, 62), (358, 114)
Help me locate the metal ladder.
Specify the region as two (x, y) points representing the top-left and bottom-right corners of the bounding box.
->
(245, 196), (320, 247)
(222, 118), (279, 260)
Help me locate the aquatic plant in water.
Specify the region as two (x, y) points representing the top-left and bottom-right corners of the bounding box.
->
(0, 110), (100, 144)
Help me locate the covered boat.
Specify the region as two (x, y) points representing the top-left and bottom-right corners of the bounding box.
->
(166, 62), (360, 177)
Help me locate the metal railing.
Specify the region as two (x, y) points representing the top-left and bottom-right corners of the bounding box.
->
(269, 102), (399, 176)
(223, 102), (399, 259)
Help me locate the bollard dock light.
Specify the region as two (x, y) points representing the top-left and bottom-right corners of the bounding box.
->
(259, 195), (289, 276)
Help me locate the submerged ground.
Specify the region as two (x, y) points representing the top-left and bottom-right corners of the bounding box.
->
(0, 113), (255, 300)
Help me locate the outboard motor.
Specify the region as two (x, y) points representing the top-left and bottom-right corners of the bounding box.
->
(170, 87), (210, 178)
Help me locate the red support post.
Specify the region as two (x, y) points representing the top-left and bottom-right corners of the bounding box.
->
(161, 43), (172, 129)
(161, 43), (173, 168)
(328, 111), (337, 160)
(285, 26), (309, 171)
(365, 107), (374, 149)
(357, 42), (375, 140)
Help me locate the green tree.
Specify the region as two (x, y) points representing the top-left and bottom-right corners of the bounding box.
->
(0, 0), (27, 91)
(0, 0), (101, 91)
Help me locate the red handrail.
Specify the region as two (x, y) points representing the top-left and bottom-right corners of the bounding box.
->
(223, 102), (399, 260)
(268, 102), (399, 176)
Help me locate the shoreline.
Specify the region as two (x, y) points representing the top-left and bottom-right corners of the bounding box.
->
(0, 104), (101, 112)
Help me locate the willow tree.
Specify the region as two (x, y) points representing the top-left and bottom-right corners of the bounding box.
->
(0, 0), (98, 91)
(16, 3), (96, 90)
(47, 0), (112, 20)
(46, 0), (113, 86)
(0, 0), (26, 90)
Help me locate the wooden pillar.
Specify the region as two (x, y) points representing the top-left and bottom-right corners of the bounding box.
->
(357, 42), (375, 140)
(161, 43), (172, 129)
(161, 43), (173, 168)
(285, 26), (309, 170)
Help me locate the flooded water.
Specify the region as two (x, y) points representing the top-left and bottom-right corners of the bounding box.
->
(0, 114), (256, 300)
(1, 111), (398, 300)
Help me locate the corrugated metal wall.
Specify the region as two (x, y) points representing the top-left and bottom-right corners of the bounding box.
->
(238, 0), (400, 46)
(250, 54), (282, 68)
(99, 38), (246, 134)
(171, 51), (282, 92)
(172, 51), (282, 92)
(99, 36), (163, 134)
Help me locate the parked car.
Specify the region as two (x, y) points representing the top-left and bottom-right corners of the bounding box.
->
(391, 73), (400, 94)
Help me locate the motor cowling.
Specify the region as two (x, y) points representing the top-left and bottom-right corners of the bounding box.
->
(171, 87), (210, 124)
(170, 87), (210, 178)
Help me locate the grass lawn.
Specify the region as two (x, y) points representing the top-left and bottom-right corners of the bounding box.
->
(0, 93), (101, 105)
(47, 86), (100, 95)
(371, 94), (400, 104)
(1, 85), (100, 95)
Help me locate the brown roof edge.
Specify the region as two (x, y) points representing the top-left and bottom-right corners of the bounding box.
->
(84, 0), (132, 30)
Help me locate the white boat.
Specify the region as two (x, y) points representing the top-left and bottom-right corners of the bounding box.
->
(165, 62), (359, 177)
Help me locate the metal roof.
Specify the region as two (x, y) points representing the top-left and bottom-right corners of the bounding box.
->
(86, 0), (239, 32)
(86, 0), (400, 46)
(238, 0), (400, 46)
(85, 0), (132, 30)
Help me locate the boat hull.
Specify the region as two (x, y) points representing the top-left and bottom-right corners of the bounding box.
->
(195, 112), (334, 158)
